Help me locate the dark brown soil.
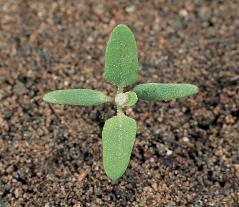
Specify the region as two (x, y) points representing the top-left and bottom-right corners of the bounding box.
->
(0, 0), (239, 206)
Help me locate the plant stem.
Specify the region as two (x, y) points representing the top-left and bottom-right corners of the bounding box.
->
(117, 105), (123, 115)
(106, 96), (114, 102)
(117, 86), (124, 94)
(116, 86), (124, 115)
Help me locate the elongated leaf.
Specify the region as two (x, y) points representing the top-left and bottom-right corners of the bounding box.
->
(134, 83), (198, 101)
(104, 24), (138, 87)
(43, 89), (111, 106)
(102, 114), (137, 180)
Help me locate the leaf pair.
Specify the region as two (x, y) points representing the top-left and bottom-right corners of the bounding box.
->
(43, 24), (198, 181)
(103, 25), (198, 180)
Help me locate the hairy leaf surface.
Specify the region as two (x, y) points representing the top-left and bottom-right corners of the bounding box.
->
(102, 114), (137, 180)
(134, 83), (198, 101)
(43, 89), (111, 106)
(104, 24), (138, 87)
(124, 91), (138, 107)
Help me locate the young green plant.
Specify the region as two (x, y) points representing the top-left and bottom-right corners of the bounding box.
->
(43, 24), (198, 180)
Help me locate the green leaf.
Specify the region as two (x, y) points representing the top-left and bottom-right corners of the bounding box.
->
(124, 91), (138, 107)
(102, 114), (137, 180)
(134, 83), (198, 101)
(104, 24), (138, 87)
(43, 89), (112, 106)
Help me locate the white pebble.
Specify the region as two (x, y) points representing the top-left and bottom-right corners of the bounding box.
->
(166, 149), (173, 156)
(182, 137), (189, 142)
(125, 5), (136, 13)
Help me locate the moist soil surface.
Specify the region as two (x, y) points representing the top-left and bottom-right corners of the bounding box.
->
(0, 1), (239, 206)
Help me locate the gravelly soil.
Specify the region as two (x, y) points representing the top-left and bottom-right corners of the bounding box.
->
(0, 0), (239, 206)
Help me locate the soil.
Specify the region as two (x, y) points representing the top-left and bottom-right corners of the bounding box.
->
(0, 0), (239, 206)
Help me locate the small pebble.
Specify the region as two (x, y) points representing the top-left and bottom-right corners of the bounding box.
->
(179, 9), (188, 17)
(23, 131), (32, 139)
(13, 83), (27, 95)
(125, 5), (136, 13)
(182, 137), (189, 142)
(166, 149), (173, 156)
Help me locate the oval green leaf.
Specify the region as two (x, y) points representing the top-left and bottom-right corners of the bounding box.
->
(43, 89), (112, 106)
(124, 91), (138, 107)
(104, 24), (138, 87)
(134, 83), (198, 101)
(102, 114), (137, 180)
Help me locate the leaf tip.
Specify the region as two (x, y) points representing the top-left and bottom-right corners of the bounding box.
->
(114, 23), (131, 30)
(190, 84), (199, 95)
(43, 92), (55, 103)
(105, 170), (123, 181)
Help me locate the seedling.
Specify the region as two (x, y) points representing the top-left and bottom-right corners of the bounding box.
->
(43, 24), (198, 180)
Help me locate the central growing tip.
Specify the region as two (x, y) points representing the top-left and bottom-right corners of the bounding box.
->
(115, 93), (128, 106)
